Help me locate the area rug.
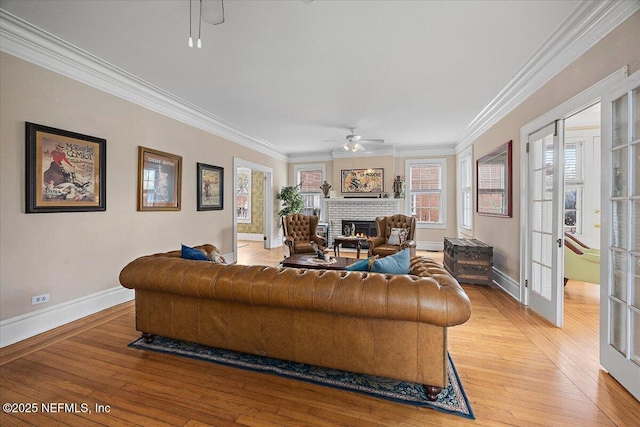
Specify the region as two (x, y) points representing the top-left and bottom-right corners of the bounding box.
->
(129, 336), (474, 419)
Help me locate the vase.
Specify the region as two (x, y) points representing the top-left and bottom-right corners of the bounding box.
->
(320, 181), (331, 198)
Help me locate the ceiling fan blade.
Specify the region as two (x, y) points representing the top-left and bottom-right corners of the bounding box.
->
(324, 139), (346, 143)
(359, 139), (385, 144)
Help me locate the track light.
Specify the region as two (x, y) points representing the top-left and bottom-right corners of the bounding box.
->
(188, 0), (193, 47)
(198, 0), (202, 48)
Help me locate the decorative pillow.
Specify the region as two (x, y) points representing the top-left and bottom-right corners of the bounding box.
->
(181, 244), (210, 261)
(371, 248), (410, 275)
(345, 255), (378, 271)
(387, 228), (409, 245)
(210, 250), (226, 264)
(387, 229), (401, 245)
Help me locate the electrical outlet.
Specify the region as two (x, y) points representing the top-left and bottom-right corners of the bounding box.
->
(31, 293), (50, 305)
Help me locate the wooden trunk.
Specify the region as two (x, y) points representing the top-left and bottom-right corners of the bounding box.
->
(443, 237), (493, 285)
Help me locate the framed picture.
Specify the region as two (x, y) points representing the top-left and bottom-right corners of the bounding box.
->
(25, 122), (106, 213)
(341, 168), (384, 194)
(197, 163), (223, 211)
(137, 146), (182, 211)
(476, 140), (512, 217)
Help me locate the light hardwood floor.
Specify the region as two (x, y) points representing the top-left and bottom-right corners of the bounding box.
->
(1, 241), (638, 426)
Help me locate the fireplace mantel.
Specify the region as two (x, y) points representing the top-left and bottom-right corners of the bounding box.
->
(325, 197), (403, 203)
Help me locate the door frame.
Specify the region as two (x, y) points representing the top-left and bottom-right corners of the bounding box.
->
(233, 158), (274, 261)
(519, 68), (627, 309)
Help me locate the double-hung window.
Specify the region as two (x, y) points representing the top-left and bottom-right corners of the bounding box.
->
(294, 164), (325, 217)
(405, 158), (447, 228)
(458, 149), (473, 233)
(563, 140), (584, 234)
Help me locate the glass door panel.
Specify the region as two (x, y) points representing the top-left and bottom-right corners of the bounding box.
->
(600, 71), (640, 401)
(528, 122), (563, 324)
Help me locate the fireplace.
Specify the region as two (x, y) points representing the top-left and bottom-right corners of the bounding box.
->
(340, 220), (377, 249)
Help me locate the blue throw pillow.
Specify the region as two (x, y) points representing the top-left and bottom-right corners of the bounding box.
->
(181, 244), (210, 261)
(345, 256), (377, 271)
(371, 248), (410, 275)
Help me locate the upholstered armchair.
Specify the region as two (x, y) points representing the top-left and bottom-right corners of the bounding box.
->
(367, 214), (417, 258)
(282, 214), (326, 256)
(564, 238), (600, 285)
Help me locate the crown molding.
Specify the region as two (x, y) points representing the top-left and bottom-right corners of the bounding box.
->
(0, 10), (289, 163)
(395, 143), (456, 157)
(454, 0), (640, 153)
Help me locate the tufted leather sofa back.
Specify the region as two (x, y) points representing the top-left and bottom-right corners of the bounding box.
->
(376, 214), (416, 240)
(282, 214), (317, 242)
(120, 248), (471, 327)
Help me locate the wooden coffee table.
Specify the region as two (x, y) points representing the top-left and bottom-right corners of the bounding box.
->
(333, 235), (368, 258)
(281, 254), (358, 270)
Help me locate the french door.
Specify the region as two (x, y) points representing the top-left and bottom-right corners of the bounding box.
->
(600, 70), (640, 400)
(527, 121), (565, 326)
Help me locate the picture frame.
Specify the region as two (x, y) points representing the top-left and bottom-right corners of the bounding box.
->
(341, 168), (384, 194)
(197, 163), (223, 211)
(137, 146), (182, 211)
(476, 140), (512, 217)
(25, 122), (106, 213)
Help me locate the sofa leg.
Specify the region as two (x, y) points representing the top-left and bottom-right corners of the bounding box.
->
(424, 385), (442, 401)
(141, 332), (155, 343)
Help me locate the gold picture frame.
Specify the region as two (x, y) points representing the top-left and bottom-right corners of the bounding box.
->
(137, 146), (182, 211)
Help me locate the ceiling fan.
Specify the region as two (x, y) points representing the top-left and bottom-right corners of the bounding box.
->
(325, 128), (385, 152)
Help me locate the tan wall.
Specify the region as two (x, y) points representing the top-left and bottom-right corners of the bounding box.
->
(0, 53), (288, 321)
(470, 11), (640, 280)
(290, 154), (457, 246)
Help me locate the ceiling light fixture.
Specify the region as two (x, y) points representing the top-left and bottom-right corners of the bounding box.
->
(188, 0), (193, 47)
(197, 0), (202, 48)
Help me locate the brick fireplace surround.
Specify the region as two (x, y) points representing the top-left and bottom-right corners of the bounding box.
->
(325, 198), (403, 247)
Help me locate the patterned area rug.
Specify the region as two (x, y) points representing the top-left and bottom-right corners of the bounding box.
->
(129, 336), (474, 419)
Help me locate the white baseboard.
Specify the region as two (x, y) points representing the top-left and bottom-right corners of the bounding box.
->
(492, 267), (520, 301)
(0, 286), (134, 348)
(417, 240), (444, 252)
(237, 233), (263, 241)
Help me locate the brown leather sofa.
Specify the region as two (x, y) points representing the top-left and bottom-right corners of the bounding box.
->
(367, 214), (417, 258)
(119, 244), (471, 400)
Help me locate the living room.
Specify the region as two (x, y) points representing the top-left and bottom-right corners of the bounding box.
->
(1, 1), (639, 425)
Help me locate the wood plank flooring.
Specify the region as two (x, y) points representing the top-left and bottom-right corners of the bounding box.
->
(1, 241), (638, 426)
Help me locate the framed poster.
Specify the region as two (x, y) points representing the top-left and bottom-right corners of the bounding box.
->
(25, 122), (106, 213)
(341, 168), (384, 194)
(137, 146), (182, 211)
(197, 163), (223, 211)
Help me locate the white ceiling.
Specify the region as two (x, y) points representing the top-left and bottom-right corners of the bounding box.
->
(0, 1), (631, 158)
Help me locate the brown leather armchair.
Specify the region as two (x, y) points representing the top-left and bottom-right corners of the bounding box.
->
(367, 214), (417, 258)
(282, 214), (326, 256)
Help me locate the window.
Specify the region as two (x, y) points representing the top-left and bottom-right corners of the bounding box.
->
(405, 159), (447, 228)
(294, 164), (325, 217)
(458, 149), (473, 232)
(563, 140), (584, 233)
(237, 167), (251, 223)
(545, 140), (585, 233)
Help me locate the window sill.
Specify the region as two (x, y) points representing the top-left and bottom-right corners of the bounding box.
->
(417, 222), (447, 230)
